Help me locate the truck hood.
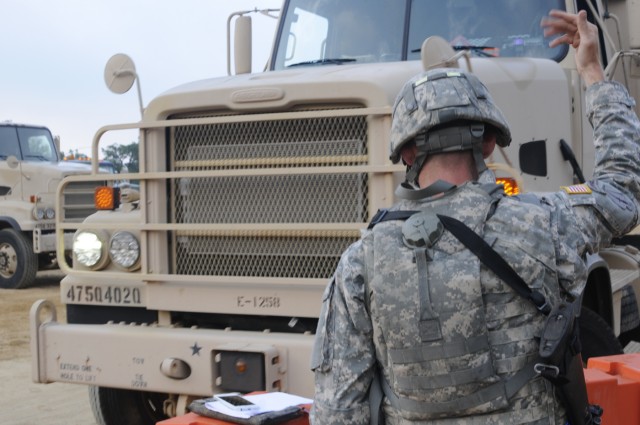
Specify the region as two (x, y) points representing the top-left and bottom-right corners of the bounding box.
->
(54, 161), (94, 175)
(20, 161), (92, 194)
(145, 59), (567, 123)
(145, 61), (424, 120)
(143, 57), (571, 194)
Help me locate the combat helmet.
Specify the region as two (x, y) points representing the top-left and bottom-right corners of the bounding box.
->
(390, 69), (511, 184)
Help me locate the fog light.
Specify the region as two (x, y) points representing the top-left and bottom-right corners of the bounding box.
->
(109, 231), (140, 269)
(73, 231), (109, 269)
(32, 208), (45, 220)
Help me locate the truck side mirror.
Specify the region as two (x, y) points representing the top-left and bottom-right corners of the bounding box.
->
(6, 155), (19, 169)
(421, 35), (471, 72)
(229, 15), (252, 75)
(54, 135), (62, 160)
(104, 53), (145, 118)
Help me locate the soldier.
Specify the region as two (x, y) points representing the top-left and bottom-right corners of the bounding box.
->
(311, 10), (640, 425)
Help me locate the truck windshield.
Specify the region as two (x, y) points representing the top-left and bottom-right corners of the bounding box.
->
(17, 127), (58, 162)
(0, 126), (58, 162)
(272, 0), (567, 70)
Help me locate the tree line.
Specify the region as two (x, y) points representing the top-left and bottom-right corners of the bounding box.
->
(66, 141), (138, 173)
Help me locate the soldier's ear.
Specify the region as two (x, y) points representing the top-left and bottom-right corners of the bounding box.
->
(482, 135), (496, 159)
(400, 144), (418, 166)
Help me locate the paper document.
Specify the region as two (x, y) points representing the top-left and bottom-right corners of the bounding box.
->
(205, 392), (313, 419)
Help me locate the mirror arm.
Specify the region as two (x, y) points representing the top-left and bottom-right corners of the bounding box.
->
(114, 70), (144, 118)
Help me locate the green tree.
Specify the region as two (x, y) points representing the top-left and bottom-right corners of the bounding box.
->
(101, 142), (139, 173)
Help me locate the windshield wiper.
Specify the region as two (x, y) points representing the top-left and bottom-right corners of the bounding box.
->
(287, 58), (356, 68)
(452, 45), (498, 57)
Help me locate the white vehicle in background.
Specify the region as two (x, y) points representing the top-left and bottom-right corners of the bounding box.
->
(30, 1), (640, 424)
(0, 122), (99, 288)
(67, 159), (118, 175)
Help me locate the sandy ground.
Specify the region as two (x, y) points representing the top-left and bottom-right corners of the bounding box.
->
(0, 270), (98, 425)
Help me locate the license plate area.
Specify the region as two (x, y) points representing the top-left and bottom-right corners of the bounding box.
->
(62, 281), (146, 307)
(213, 345), (285, 393)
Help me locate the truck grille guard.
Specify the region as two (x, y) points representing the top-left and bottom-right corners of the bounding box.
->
(55, 106), (401, 285)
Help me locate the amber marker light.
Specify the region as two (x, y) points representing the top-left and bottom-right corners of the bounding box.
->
(235, 359), (248, 374)
(95, 186), (120, 210)
(497, 177), (520, 196)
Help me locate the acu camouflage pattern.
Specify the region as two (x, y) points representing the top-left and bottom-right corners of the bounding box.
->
(389, 69), (511, 164)
(311, 81), (640, 425)
(365, 183), (566, 424)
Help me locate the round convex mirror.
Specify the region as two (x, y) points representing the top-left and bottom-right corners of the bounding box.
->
(104, 53), (137, 94)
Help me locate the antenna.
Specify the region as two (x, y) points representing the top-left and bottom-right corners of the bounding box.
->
(104, 53), (145, 118)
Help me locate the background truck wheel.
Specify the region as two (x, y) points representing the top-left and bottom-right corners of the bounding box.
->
(579, 306), (624, 361)
(0, 228), (38, 289)
(89, 386), (169, 425)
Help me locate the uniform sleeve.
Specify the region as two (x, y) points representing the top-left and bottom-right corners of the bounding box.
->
(579, 81), (640, 243)
(538, 82), (640, 298)
(310, 240), (375, 425)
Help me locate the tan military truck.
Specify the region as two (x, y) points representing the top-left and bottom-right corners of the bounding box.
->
(30, 0), (640, 424)
(0, 122), (100, 289)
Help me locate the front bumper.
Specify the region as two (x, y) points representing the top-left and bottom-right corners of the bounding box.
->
(30, 300), (315, 398)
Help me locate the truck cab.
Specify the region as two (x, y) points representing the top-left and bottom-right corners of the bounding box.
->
(30, 1), (640, 424)
(0, 122), (100, 288)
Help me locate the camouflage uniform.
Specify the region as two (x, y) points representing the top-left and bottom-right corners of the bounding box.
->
(311, 80), (640, 425)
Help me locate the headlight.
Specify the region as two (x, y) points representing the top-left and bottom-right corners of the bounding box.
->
(45, 207), (55, 219)
(73, 231), (109, 269)
(32, 208), (45, 220)
(109, 231), (140, 270)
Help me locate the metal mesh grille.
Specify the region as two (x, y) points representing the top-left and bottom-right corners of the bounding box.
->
(174, 116), (368, 168)
(170, 114), (369, 278)
(176, 233), (354, 277)
(175, 173), (367, 224)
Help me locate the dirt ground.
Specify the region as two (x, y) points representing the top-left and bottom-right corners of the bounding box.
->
(0, 270), (98, 425)
(0, 270), (65, 361)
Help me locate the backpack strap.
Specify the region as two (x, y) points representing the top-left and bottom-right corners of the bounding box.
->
(362, 231), (386, 425)
(367, 209), (418, 230)
(436, 214), (551, 315)
(368, 210), (551, 314)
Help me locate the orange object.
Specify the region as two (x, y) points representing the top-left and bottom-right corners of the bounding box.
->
(95, 186), (119, 210)
(156, 406), (311, 425)
(585, 353), (640, 425)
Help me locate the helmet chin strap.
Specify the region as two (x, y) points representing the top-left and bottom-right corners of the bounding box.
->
(405, 151), (428, 186)
(405, 124), (486, 186)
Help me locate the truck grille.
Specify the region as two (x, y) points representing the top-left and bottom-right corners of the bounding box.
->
(62, 180), (105, 222)
(170, 115), (368, 278)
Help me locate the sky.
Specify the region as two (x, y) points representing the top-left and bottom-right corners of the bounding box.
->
(0, 0), (282, 157)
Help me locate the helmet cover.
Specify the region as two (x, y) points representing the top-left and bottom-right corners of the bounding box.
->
(389, 69), (511, 163)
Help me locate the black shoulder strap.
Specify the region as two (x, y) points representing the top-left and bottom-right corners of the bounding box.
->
(367, 209), (550, 315)
(367, 209), (418, 230)
(436, 214), (551, 315)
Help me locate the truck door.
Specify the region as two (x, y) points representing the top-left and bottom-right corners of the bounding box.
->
(15, 126), (59, 197)
(0, 126), (23, 200)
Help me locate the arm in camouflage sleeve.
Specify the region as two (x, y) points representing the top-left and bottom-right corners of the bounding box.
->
(545, 8), (640, 205)
(588, 81), (640, 220)
(541, 10), (640, 299)
(572, 80), (640, 251)
(310, 241), (375, 425)
(545, 9), (640, 240)
(537, 82), (640, 300)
